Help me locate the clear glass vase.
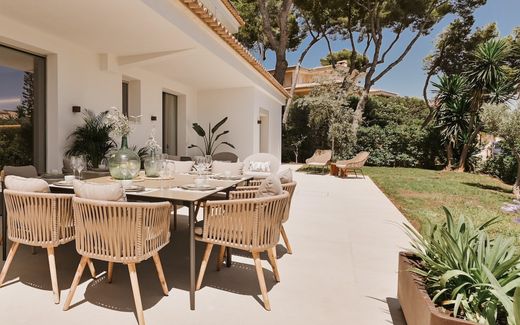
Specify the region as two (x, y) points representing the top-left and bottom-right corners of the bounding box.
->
(108, 135), (140, 180)
(144, 151), (161, 177)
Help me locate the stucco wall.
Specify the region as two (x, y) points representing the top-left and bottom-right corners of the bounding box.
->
(0, 13), (197, 172)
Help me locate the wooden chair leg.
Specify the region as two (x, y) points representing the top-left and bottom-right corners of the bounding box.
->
(0, 242), (20, 286)
(128, 263), (145, 325)
(63, 256), (88, 311)
(107, 262), (114, 283)
(173, 206), (177, 232)
(196, 243), (213, 290)
(216, 245), (226, 271)
(280, 225), (293, 254)
(267, 248), (280, 282)
(47, 247), (60, 304)
(152, 253), (169, 296)
(252, 251), (271, 311)
(87, 259), (96, 278)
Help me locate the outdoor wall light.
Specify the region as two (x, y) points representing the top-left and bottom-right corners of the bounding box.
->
(257, 119), (262, 124)
(151, 115), (157, 121)
(72, 106), (81, 113)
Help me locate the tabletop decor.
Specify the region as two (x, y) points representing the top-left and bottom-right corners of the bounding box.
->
(105, 107), (140, 180)
(143, 129), (162, 177)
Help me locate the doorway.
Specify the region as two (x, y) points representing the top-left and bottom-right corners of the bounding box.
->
(0, 45), (46, 173)
(162, 92), (178, 155)
(259, 110), (269, 153)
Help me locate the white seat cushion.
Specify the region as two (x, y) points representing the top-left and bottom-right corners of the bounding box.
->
(243, 171), (272, 178)
(4, 175), (49, 193)
(278, 169), (293, 184)
(256, 175), (283, 198)
(173, 161), (194, 173)
(211, 161), (244, 176)
(73, 180), (125, 201)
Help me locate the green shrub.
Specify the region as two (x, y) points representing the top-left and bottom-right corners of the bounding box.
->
(406, 209), (520, 324)
(481, 146), (518, 185)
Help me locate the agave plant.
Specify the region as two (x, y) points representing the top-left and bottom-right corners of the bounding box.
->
(405, 208), (520, 324)
(66, 110), (116, 168)
(188, 117), (235, 155)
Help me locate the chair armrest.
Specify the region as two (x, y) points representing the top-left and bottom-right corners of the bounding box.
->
(230, 189), (258, 200)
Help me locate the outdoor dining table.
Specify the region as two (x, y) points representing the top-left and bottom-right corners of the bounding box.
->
(1, 172), (253, 311)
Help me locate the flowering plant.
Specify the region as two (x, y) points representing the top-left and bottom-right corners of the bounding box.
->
(104, 107), (132, 137)
(145, 128), (161, 154)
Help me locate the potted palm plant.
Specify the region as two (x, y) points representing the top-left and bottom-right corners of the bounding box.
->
(399, 209), (520, 325)
(66, 110), (115, 169)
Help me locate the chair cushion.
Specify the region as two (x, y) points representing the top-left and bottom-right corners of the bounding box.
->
(243, 171), (272, 178)
(248, 161), (271, 172)
(73, 180), (125, 201)
(278, 169), (293, 184)
(4, 175), (50, 193)
(211, 161), (244, 176)
(173, 161), (194, 173)
(256, 175), (283, 198)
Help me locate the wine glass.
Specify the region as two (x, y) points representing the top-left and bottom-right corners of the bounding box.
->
(76, 155), (86, 180)
(158, 154), (168, 190)
(193, 156), (205, 177)
(204, 155), (213, 173)
(70, 156), (78, 179)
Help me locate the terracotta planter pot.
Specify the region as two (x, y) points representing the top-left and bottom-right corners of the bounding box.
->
(397, 252), (476, 325)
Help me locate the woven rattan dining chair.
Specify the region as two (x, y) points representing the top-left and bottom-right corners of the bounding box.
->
(0, 190), (96, 304)
(63, 197), (171, 325)
(195, 191), (290, 311)
(231, 182), (297, 254)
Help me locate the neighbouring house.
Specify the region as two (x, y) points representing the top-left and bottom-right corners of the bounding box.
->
(275, 60), (399, 98)
(0, 0), (288, 173)
(0, 109), (17, 119)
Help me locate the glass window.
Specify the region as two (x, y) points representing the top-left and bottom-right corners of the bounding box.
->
(0, 45), (46, 173)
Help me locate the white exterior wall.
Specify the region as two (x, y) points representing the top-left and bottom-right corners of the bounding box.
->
(196, 88), (255, 160)
(0, 13), (197, 172)
(0, 1), (286, 172)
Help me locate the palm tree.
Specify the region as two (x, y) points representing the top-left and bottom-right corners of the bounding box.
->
(432, 75), (471, 170)
(456, 38), (514, 171)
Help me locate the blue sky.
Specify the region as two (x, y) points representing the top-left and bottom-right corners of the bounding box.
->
(263, 0), (520, 98)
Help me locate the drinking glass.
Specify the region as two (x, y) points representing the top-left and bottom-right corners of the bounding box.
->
(158, 154), (168, 190)
(204, 155), (213, 173)
(76, 155), (86, 180)
(193, 156), (205, 177)
(70, 156), (78, 179)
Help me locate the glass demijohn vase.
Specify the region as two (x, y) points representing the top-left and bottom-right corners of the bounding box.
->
(108, 135), (141, 180)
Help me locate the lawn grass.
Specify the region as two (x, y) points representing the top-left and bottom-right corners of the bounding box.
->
(363, 167), (519, 239)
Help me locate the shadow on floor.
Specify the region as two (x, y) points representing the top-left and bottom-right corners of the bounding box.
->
(0, 213), (282, 313)
(462, 182), (512, 194)
(387, 297), (407, 325)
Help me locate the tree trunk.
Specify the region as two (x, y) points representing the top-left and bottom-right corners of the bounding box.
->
(514, 152), (520, 199)
(455, 124), (481, 172)
(352, 88), (370, 135)
(444, 142), (454, 171)
(273, 51), (288, 85)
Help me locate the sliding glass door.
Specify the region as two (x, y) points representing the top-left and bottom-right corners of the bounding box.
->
(0, 45), (46, 173)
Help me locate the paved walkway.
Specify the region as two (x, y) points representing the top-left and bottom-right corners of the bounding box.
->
(0, 166), (410, 324)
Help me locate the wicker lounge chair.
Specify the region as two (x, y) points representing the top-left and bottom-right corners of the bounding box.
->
(231, 182), (297, 254)
(63, 198), (171, 325)
(195, 191), (290, 310)
(0, 190), (96, 303)
(305, 150), (332, 172)
(336, 151), (370, 178)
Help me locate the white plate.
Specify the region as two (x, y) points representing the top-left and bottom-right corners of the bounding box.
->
(180, 184), (216, 191)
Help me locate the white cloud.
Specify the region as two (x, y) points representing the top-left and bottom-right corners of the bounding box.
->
(0, 97), (21, 106)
